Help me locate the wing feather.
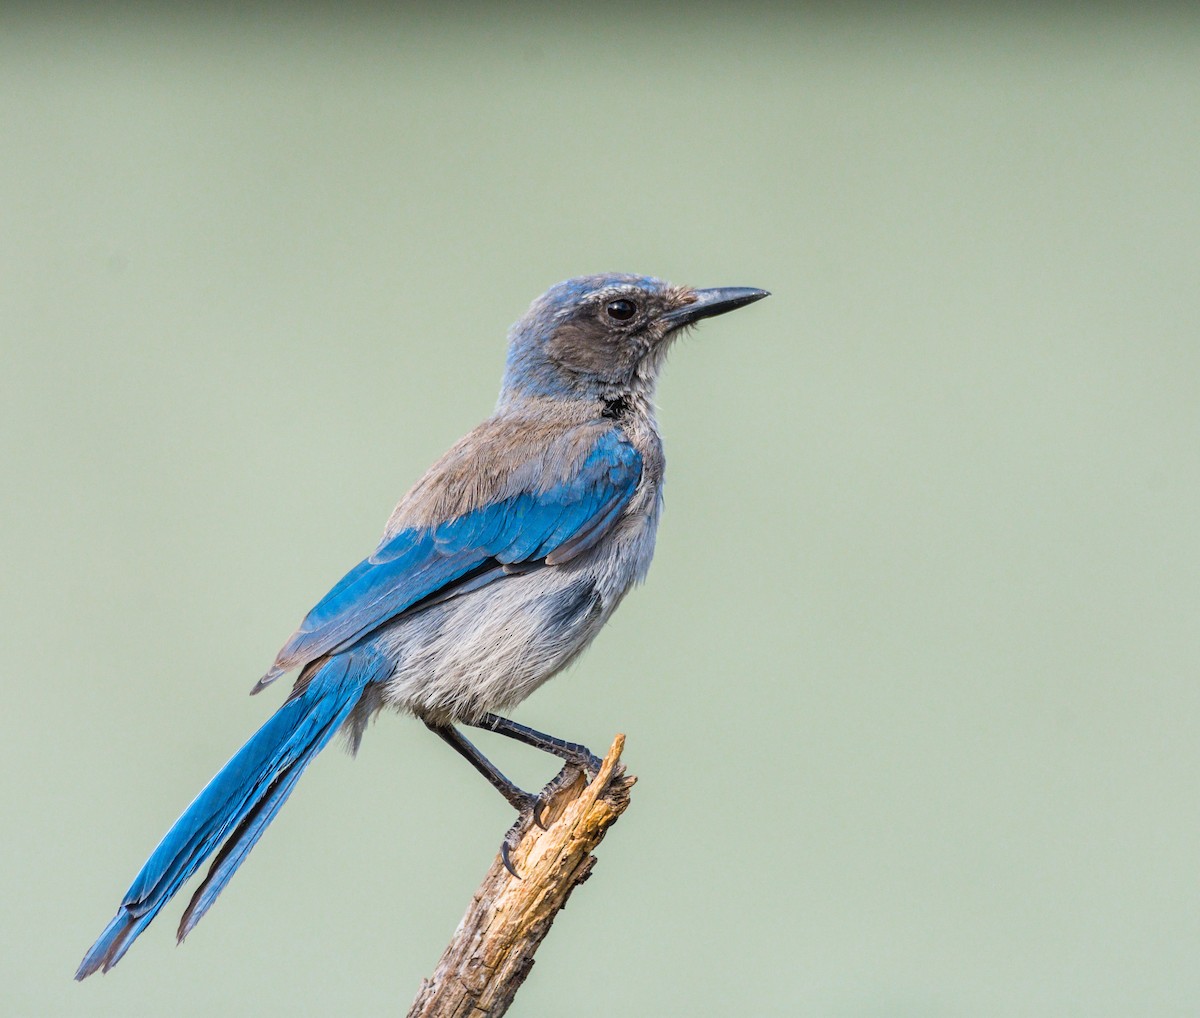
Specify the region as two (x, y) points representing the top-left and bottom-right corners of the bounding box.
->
(253, 427), (640, 692)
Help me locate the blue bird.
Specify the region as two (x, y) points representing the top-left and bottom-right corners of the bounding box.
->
(76, 273), (768, 979)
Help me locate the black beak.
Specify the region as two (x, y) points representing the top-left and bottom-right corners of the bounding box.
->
(662, 286), (770, 328)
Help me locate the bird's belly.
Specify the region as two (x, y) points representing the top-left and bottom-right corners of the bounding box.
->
(374, 558), (629, 724)
(373, 468), (661, 723)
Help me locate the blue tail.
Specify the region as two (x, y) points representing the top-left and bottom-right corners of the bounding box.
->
(76, 651), (384, 979)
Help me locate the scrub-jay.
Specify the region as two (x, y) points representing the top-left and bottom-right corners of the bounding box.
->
(76, 273), (768, 978)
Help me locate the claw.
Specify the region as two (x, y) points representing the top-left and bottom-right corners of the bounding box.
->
(495, 764), (592, 876)
(500, 840), (521, 880)
(499, 815), (524, 879)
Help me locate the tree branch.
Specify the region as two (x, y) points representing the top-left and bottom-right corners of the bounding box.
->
(407, 734), (635, 1018)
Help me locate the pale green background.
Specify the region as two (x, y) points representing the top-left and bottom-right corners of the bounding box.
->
(3, 5), (1199, 1016)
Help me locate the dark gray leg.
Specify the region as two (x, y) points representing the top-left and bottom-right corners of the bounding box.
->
(469, 713), (603, 776)
(424, 721), (546, 878)
(424, 721), (534, 813)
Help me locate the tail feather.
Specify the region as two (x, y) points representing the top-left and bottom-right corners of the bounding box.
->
(76, 651), (382, 979)
(178, 732), (320, 941)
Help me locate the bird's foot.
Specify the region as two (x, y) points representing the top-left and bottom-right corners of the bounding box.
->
(540, 761), (586, 801)
(548, 742), (603, 781)
(578, 750), (604, 781)
(498, 793), (552, 878)
(499, 815), (526, 879)
(498, 764), (595, 878)
(497, 789), (548, 878)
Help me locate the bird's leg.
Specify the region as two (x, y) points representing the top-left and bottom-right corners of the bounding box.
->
(424, 722), (548, 877)
(470, 713), (604, 778)
(423, 721), (542, 816)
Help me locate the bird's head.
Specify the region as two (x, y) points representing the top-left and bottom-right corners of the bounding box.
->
(499, 273), (769, 406)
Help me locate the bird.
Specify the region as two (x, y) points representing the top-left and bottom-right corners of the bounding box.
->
(75, 273), (769, 979)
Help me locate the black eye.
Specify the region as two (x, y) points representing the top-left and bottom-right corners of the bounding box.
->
(605, 299), (636, 322)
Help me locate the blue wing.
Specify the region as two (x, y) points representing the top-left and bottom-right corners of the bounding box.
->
(254, 428), (641, 691)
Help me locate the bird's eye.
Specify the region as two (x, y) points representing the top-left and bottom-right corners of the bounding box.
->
(605, 299), (637, 322)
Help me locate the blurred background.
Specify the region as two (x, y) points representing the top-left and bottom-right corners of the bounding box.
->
(3, 4), (1199, 1015)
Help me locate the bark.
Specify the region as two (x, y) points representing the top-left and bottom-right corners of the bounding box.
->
(407, 734), (635, 1017)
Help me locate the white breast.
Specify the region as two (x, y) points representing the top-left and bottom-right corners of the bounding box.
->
(377, 462), (662, 725)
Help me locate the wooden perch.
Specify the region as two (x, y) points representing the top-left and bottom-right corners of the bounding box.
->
(407, 734), (636, 1018)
